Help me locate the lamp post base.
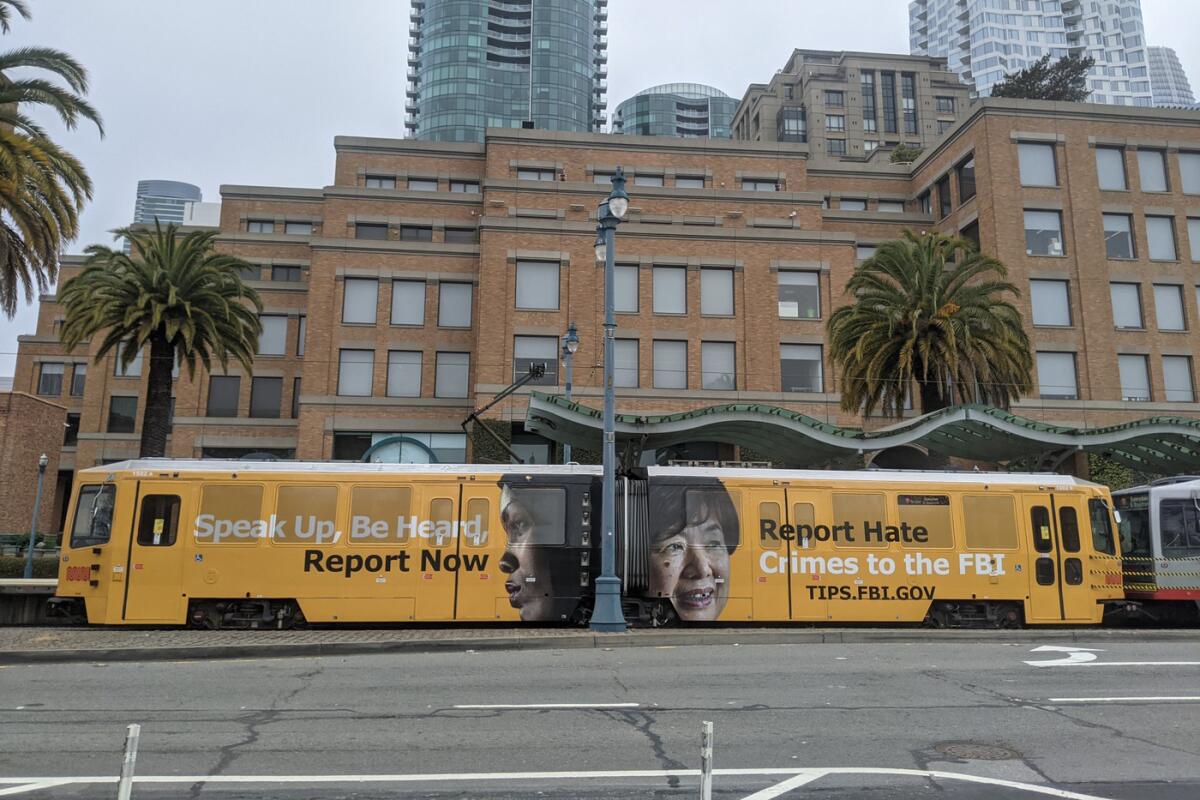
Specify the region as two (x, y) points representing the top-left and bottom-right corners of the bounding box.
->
(589, 575), (627, 632)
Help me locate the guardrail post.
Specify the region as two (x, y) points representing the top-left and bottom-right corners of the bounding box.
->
(116, 723), (141, 800)
(700, 720), (713, 800)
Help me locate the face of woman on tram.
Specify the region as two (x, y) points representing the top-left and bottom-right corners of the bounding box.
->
(498, 490), (556, 621)
(648, 488), (738, 622)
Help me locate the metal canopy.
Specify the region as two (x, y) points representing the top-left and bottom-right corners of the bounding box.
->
(524, 393), (1200, 470)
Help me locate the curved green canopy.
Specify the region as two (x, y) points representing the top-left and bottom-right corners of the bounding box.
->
(525, 393), (1200, 471)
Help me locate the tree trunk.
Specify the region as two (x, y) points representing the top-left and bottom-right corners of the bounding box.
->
(917, 380), (948, 416)
(139, 331), (174, 457)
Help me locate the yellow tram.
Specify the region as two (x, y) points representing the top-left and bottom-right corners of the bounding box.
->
(53, 460), (1124, 627)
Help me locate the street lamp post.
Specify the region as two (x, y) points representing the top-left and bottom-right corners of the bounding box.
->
(561, 322), (579, 464)
(591, 168), (630, 633)
(24, 453), (49, 580)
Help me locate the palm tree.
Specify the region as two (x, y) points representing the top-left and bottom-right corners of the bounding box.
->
(827, 230), (1032, 418)
(0, 0), (102, 316)
(59, 224), (264, 457)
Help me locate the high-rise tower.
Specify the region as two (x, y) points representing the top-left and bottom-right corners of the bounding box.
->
(910, 0), (1153, 106)
(1148, 46), (1195, 107)
(405, 0), (608, 142)
(613, 84), (736, 138)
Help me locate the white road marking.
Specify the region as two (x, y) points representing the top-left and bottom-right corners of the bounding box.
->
(739, 771), (823, 799)
(1023, 646), (1101, 667)
(1042, 662), (1200, 667)
(451, 702), (640, 709)
(1048, 696), (1200, 703)
(0, 782), (72, 797)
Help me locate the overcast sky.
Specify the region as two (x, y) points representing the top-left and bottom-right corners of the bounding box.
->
(2, 0), (1197, 376)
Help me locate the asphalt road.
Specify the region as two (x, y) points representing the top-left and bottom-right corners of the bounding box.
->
(0, 637), (1198, 798)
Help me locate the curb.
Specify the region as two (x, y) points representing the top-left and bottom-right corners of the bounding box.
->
(1, 626), (1195, 665)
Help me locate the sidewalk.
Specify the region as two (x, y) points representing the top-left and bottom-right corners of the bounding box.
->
(0, 624), (1193, 665)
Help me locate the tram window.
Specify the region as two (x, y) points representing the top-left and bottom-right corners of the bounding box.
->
(1059, 506), (1081, 553)
(500, 487), (565, 546)
(429, 498), (455, 546)
(962, 495), (1017, 549)
(350, 486), (413, 544)
(897, 495), (952, 548)
(793, 502), (815, 549)
(759, 502), (782, 550)
(1114, 496), (1150, 556)
(136, 495), (180, 546)
(274, 485), (338, 544)
(1030, 506), (1053, 553)
(832, 493), (886, 548)
(1035, 557), (1055, 585)
(1064, 557), (1083, 585)
(465, 498), (490, 547)
(1160, 500), (1200, 558)
(1088, 499), (1117, 555)
(197, 485), (264, 545)
(70, 484), (115, 548)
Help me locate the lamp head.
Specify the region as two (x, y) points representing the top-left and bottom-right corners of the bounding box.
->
(38, 453), (48, 469)
(563, 322), (580, 355)
(607, 167), (629, 219)
(594, 225), (607, 263)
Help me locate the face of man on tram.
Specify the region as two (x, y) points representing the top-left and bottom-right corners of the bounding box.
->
(498, 486), (557, 621)
(648, 485), (739, 622)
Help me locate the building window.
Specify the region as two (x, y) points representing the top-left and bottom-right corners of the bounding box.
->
(936, 175), (952, 218)
(1024, 210), (1064, 256)
(250, 377), (282, 419)
(297, 316), (306, 357)
(935, 96), (955, 113)
(1103, 214), (1134, 258)
(246, 219), (274, 234)
(355, 223), (389, 240)
(1190, 219), (1200, 262)
(1163, 356), (1195, 402)
(515, 261), (559, 310)
(206, 375), (240, 417)
(64, 412), (80, 447)
(918, 191), (931, 215)
(435, 352), (469, 398)
(861, 70), (876, 131)
(957, 157), (976, 202)
(900, 73), (917, 134)
(824, 90), (844, 107)
(1018, 143), (1058, 187)
(36, 362), (63, 396)
(701, 342), (736, 390)
(936, 119), (952, 134)
(1096, 147), (1127, 191)
(1118, 354), (1151, 401)
(70, 364), (86, 397)
(284, 221), (312, 235)
(856, 245), (877, 262)
(237, 265), (260, 282)
(826, 114), (845, 131)
(1110, 283), (1143, 329)
(1146, 216), (1177, 260)
(614, 265), (639, 313)
(1029, 280), (1071, 327)
(513, 336), (558, 386)
(1153, 284), (1186, 331)
(107, 396), (137, 433)
(877, 200), (904, 214)
(593, 172), (615, 185)
(700, 269), (733, 316)
(365, 175), (396, 189)
(114, 343), (142, 378)
(1036, 352), (1077, 399)
(292, 377), (301, 419)
(653, 266), (687, 314)
(342, 277), (379, 324)
(676, 176), (705, 188)
(634, 175), (664, 187)
(256, 315), (288, 356)
(777, 106), (807, 142)
(437, 282), (472, 328)
(449, 180), (480, 194)
(780, 344), (823, 393)
(827, 139), (846, 157)
(778, 271), (820, 319)
(391, 280), (425, 326)
(517, 168), (556, 182)
(271, 265), (302, 282)
(1138, 150), (1168, 192)
(841, 199), (867, 211)
(386, 351), (422, 398)
(1180, 153), (1200, 195)
(614, 339), (638, 388)
(742, 179), (777, 192)
(444, 228), (477, 244)
(880, 71), (897, 134)
(337, 350), (374, 397)
(653, 340), (687, 389)
(399, 225), (433, 242)
(408, 178), (438, 192)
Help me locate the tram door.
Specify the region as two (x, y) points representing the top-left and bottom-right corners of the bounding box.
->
(453, 485), (507, 621)
(749, 489), (791, 621)
(787, 492), (828, 622)
(415, 484), (460, 620)
(1052, 495), (1097, 621)
(123, 481), (187, 623)
(1022, 494), (1075, 623)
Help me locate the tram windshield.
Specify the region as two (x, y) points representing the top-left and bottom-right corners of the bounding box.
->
(1114, 493), (1151, 557)
(70, 484), (116, 548)
(1160, 499), (1200, 558)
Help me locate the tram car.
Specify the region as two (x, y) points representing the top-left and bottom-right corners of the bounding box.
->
(1113, 477), (1200, 623)
(52, 460), (1125, 628)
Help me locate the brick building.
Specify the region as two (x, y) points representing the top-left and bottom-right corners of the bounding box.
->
(0, 393), (66, 535)
(11, 98), (1200, 526)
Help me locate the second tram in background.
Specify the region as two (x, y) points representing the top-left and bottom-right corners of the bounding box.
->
(1114, 477), (1200, 624)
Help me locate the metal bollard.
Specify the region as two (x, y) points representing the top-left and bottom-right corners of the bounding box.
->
(116, 723), (141, 800)
(700, 720), (713, 800)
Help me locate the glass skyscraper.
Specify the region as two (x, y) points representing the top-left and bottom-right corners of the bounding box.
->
(909, 0), (1153, 106)
(612, 84), (736, 138)
(132, 180), (202, 227)
(1148, 46), (1195, 107)
(405, 0), (608, 142)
